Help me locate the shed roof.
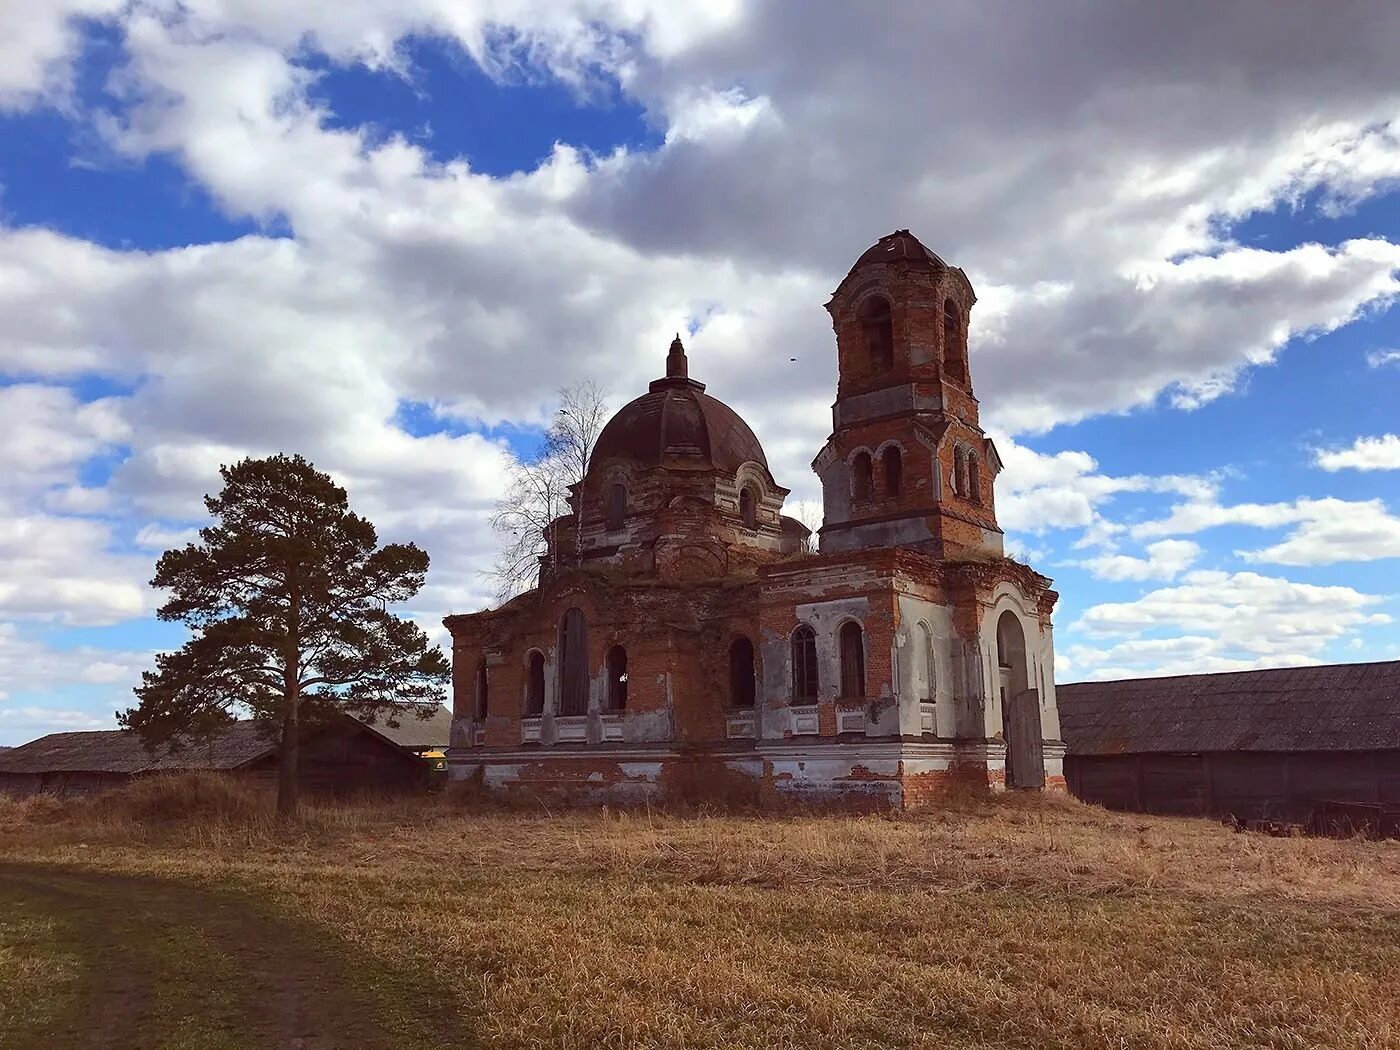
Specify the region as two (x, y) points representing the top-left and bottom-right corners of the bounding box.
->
(349, 704), (452, 751)
(0, 722), (274, 775)
(1058, 660), (1400, 756)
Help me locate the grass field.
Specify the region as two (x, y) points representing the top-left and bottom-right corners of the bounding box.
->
(2, 777), (1399, 1049)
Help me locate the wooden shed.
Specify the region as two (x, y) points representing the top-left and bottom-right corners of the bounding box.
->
(1058, 661), (1400, 832)
(0, 706), (451, 798)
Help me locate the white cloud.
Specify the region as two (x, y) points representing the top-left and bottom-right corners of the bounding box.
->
(0, 2), (1399, 650)
(1366, 348), (1400, 368)
(995, 436), (1213, 540)
(1070, 570), (1391, 678)
(1239, 499), (1400, 566)
(1132, 495), (1400, 566)
(0, 623), (148, 699)
(1315, 434), (1400, 472)
(1078, 539), (1201, 582)
(0, 1), (123, 109)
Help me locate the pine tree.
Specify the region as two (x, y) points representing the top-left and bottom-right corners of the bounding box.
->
(120, 454), (450, 816)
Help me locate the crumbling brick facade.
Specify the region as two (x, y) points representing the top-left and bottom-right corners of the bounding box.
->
(446, 231), (1064, 808)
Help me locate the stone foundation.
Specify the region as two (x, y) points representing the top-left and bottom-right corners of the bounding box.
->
(448, 740), (1066, 810)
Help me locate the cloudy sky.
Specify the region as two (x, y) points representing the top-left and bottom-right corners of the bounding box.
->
(2, 1), (1399, 742)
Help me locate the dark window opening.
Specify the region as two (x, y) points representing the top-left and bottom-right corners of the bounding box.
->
(525, 650), (545, 716)
(882, 445), (902, 498)
(943, 299), (966, 383)
(557, 608), (589, 716)
(606, 644), (628, 711)
(967, 450), (982, 504)
(729, 636), (756, 708)
(839, 621), (865, 699)
(862, 296), (894, 372)
(607, 483), (626, 530)
(791, 625), (818, 704)
(852, 452), (873, 503)
(953, 449), (968, 497)
(474, 660), (489, 721)
(739, 486), (757, 529)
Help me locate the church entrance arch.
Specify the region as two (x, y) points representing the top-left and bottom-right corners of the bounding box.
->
(996, 610), (1043, 789)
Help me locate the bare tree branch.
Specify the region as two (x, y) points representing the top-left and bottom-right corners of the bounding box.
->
(488, 381), (611, 601)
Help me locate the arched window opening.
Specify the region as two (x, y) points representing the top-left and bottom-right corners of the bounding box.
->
(966, 450), (982, 504)
(729, 636), (756, 708)
(791, 625), (818, 704)
(852, 452), (873, 503)
(882, 446), (903, 498)
(557, 608), (589, 717)
(862, 296), (894, 372)
(525, 650), (546, 717)
(918, 622), (936, 704)
(839, 621), (866, 699)
(739, 486), (757, 529)
(474, 660), (489, 721)
(943, 299), (966, 383)
(606, 483), (627, 530)
(605, 644), (628, 711)
(953, 449), (968, 497)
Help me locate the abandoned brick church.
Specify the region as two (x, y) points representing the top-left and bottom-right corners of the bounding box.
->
(446, 230), (1063, 807)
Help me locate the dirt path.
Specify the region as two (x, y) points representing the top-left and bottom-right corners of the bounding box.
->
(0, 863), (425, 1050)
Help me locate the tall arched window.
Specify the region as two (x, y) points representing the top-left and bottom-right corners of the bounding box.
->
(918, 622), (936, 704)
(606, 483), (627, 530)
(943, 299), (966, 383)
(525, 650), (546, 716)
(791, 625), (818, 704)
(729, 636), (756, 708)
(882, 445), (902, 498)
(605, 644), (628, 711)
(474, 660), (489, 721)
(953, 449), (968, 497)
(557, 608), (589, 717)
(862, 296), (893, 372)
(838, 621), (865, 699)
(739, 486), (757, 529)
(852, 452), (873, 503)
(966, 449), (982, 504)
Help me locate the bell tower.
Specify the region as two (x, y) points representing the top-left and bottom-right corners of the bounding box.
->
(813, 230), (1003, 559)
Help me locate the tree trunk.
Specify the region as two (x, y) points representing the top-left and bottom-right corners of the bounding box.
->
(277, 680), (300, 818)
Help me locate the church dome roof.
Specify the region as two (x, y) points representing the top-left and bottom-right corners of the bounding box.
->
(590, 336), (769, 474)
(850, 229), (947, 273)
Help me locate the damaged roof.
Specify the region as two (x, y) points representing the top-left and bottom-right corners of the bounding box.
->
(1058, 660), (1400, 756)
(0, 722), (274, 775)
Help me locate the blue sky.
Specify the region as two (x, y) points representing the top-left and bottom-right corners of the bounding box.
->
(1, 3), (1399, 742)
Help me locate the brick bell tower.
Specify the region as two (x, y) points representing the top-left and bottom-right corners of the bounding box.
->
(813, 230), (1004, 559)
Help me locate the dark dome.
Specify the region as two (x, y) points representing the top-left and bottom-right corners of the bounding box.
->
(851, 229), (946, 273)
(590, 337), (768, 474)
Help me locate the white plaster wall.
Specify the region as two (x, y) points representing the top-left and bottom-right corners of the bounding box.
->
(893, 595), (959, 737)
(978, 582), (1060, 742)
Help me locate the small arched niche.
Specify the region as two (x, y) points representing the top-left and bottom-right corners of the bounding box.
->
(838, 621), (865, 699)
(882, 445), (902, 498)
(852, 451), (873, 503)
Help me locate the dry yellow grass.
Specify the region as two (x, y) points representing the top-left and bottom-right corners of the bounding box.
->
(3, 775), (1399, 1049)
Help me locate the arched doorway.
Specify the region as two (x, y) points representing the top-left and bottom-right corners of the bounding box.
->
(996, 610), (1043, 789)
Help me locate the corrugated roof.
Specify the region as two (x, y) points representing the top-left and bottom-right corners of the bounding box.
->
(0, 722), (274, 775)
(1058, 660), (1400, 756)
(350, 704), (452, 751)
